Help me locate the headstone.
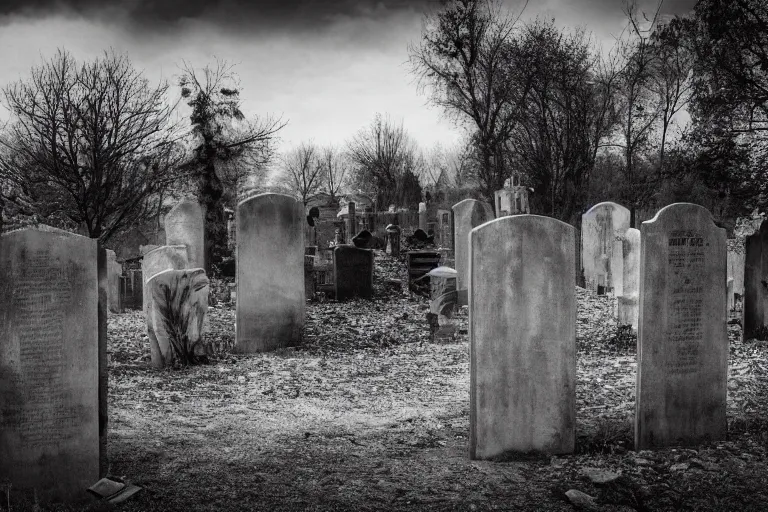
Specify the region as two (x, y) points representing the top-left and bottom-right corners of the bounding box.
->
(452, 199), (494, 305)
(346, 201), (356, 244)
(236, 193), (305, 353)
(386, 223), (401, 257)
(106, 249), (121, 313)
(146, 269), (210, 367)
(581, 202), (631, 295)
(419, 202), (427, 230)
(618, 228), (641, 331)
(427, 266), (458, 341)
(727, 244), (745, 307)
(727, 278), (734, 312)
(334, 246), (374, 300)
(141, 245), (188, 318)
(165, 199), (205, 269)
(0, 227), (106, 502)
(469, 215), (576, 459)
(635, 203), (727, 450)
(744, 220), (768, 339)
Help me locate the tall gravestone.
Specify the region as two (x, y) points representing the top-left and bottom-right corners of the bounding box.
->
(147, 269), (210, 367)
(581, 202), (631, 295)
(141, 245), (188, 318)
(165, 199), (205, 270)
(469, 215), (576, 459)
(0, 227), (106, 502)
(333, 245), (374, 300)
(452, 199), (494, 306)
(744, 220), (768, 339)
(727, 244), (745, 306)
(236, 193), (305, 353)
(618, 228), (641, 331)
(106, 249), (121, 313)
(635, 203), (727, 450)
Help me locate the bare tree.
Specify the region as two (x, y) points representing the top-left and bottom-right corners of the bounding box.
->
(346, 113), (423, 208)
(319, 145), (349, 201)
(0, 49), (184, 243)
(409, 0), (534, 200)
(280, 141), (324, 206)
(178, 59), (286, 271)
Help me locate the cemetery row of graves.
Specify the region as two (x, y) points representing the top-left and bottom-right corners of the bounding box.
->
(1, 192), (768, 508)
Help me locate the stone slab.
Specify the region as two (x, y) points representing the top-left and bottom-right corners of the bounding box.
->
(727, 246), (745, 302)
(452, 199), (494, 305)
(333, 245), (374, 300)
(0, 227), (103, 502)
(141, 245), (188, 319)
(581, 202), (631, 294)
(165, 199), (205, 270)
(106, 249), (121, 313)
(236, 193), (305, 353)
(744, 220), (768, 339)
(469, 215), (576, 459)
(147, 268), (210, 367)
(618, 228), (641, 331)
(635, 203), (727, 450)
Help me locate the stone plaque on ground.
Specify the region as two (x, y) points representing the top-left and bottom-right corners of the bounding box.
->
(635, 203), (727, 450)
(236, 193), (305, 353)
(141, 245), (188, 318)
(744, 220), (768, 339)
(333, 245), (374, 300)
(581, 202), (630, 294)
(0, 227), (105, 502)
(165, 199), (205, 269)
(618, 228), (641, 331)
(469, 215), (576, 459)
(452, 199), (494, 306)
(106, 249), (121, 313)
(147, 269), (210, 367)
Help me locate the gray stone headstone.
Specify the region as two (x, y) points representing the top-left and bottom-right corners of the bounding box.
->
(0, 227), (105, 502)
(469, 215), (576, 459)
(236, 193), (305, 353)
(165, 199), (205, 270)
(618, 228), (641, 331)
(581, 202), (630, 294)
(452, 199), (494, 305)
(744, 220), (768, 339)
(106, 249), (121, 313)
(727, 245), (745, 305)
(333, 245), (374, 300)
(635, 203), (727, 450)
(141, 245), (188, 318)
(147, 268), (210, 367)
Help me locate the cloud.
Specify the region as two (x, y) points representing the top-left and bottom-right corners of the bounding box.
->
(0, 0), (438, 34)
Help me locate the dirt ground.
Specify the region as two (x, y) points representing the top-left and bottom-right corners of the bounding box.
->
(7, 252), (768, 511)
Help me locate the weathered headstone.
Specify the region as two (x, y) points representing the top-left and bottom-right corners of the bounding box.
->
(0, 227), (106, 502)
(727, 277), (734, 312)
(635, 203), (727, 450)
(236, 193), (305, 353)
(744, 220), (768, 339)
(141, 245), (188, 318)
(452, 199), (494, 305)
(469, 215), (576, 459)
(727, 243), (745, 307)
(618, 228), (641, 331)
(419, 201), (427, 231)
(333, 245), (374, 300)
(581, 202), (631, 295)
(165, 199), (205, 269)
(146, 269), (210, 367)
(346, 201), (356, 244)
(386, 223), (401, 257)
(106, 249), (121, 313)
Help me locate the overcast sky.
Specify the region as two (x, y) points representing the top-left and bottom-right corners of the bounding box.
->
(0, 0), (697, 153)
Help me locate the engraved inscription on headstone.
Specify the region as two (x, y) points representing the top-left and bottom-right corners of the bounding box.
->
(635, 203), (727, 450)
(0, 228), (101, 502)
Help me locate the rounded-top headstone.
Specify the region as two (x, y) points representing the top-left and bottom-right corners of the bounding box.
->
(452, 199), (495, 304)
(235, 193), (305, 353)
(581, 201), (631, 294)
(635, 202), (727, 450)
(165, 199), (205, 270)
